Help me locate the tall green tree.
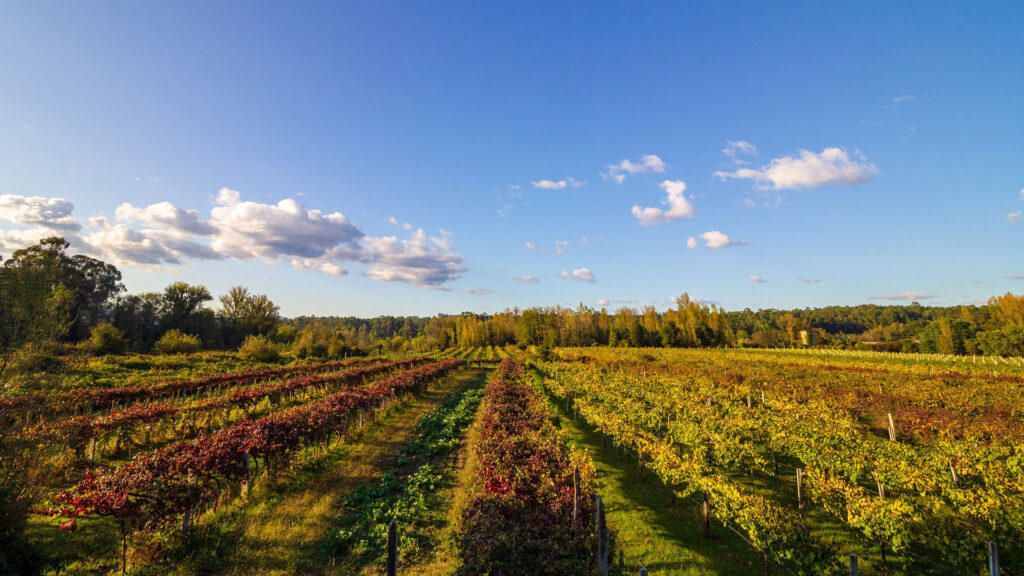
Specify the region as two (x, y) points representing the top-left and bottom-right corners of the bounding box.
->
(218, 286), (280, 346)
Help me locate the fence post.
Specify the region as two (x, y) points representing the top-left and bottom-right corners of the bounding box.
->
(988, 541), (999, 576)
(796, 468), (804, 508)
(595, 494), (608, 576)
(387, 519), (398, 576)
(573, 465), (580, 530)
(640, 568), (648, 576)
(849, 553), (858, 575)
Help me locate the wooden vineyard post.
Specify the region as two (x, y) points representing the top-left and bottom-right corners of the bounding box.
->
(573, 465), (580, 530)
(182, 486), (196, 538)
(796, 468), (804, 508)
(988, 541), (999, 576)
(640, 568), (648, 576)
(877, 481), (886, 501)
(887, 413), (897, 441)
(386, 519), (398, 576)
(595, 494), (608, 576)
(702, 493), (711, 538)
(950, 463), (960, 488)
(243, 452), (252, 496)
(849, 553), (858, 575)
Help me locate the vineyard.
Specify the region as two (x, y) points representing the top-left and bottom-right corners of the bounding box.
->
(4, 346), (1021, 575)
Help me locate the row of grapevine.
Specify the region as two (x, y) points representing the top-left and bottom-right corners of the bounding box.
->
(20, 356), (430, 453)
(540, 350), (1021, 574)
(0, 356), (383, 421)
(34, 358), (465, 537)
(457, 359), (604, 575)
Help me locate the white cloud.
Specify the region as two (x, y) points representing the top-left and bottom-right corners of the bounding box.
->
(1007, 211), (1022, 224)
(115, 202), (216, 235)
(1002, 274), (1024, 280)
(686, 237), (698, 250)
(1019, 187), (1024, 200)
(360, 228), (466, 287)
(0, 188), (469, 288)
(892, 94), (915, 104)
(722, 140), (758, 165)
(531, 178), (584, 190)
(632, 180), (696, 225)
(749, 275), (766, 283)
(603, 154), (666, 184)
(210, 188), (364, 261)
(596, 299), (609, 307)
(555, 240), (569, 255)
(0, 194), (81, 230)
(558, 267), (596, 284)
(525, 241), (536, 251)
(506, 275), (540, 284)
(872, 291), (936, 301)
(431, 229), (454, 250)
(798, 277), (822, 284)
(388, 216), (414, 230)
(84, 216), (223, 266)
(463, 287), (491, 295)
(714, 147), (878, 191)
(507, 184), (521, 190)
(699, 230), (747, 249)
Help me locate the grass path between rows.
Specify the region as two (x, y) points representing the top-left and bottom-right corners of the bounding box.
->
(394, 374), (489, 576)
(531, 370), (765, 576)
(165, 368), (485, 576)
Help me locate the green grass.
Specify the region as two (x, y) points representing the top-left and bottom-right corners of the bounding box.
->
(531, 369), (766, 576)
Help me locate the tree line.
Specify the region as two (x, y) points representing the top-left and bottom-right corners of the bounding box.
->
(2, 236), (1023, 362)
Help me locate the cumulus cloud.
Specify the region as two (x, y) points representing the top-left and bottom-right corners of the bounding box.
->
(555, 240), (569, 255)
(596, 299), (610, 307)
(558, 268), (596, 284)
(360, 228), (466, 287)
(210, 188), (363, 261)
(686, 237), (698, 250)
(531, 178), (584, 190)
(115, 202), (216, 235)
(0, 188), (468, 288)
(84, 216), (223, 266)
(506, 275), (540, 284)
(714, 147), (878, 191)
(632, 180), (696, 225)
(525, 241), (536, 251)
(0, 194), (81, 230)
(603, 154), (666, 184)
(799, 277), (823, 284)
(463, 287), (491, 295)
(872, 291), (936, 301)
(749, 275), (766, 283)
(722, 140), (758, 165)
(1006, 211), (1022, 224)
(698, 230), (747, 249)
(1020, 187), (1024, 200)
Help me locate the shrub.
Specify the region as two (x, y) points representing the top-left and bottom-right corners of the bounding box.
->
(5, 341), (63, 375)
(238, 334), (280, 362)
(154, 330), (201, 355)
(272, 324), (298, 344)
(86, 322), (127, 355)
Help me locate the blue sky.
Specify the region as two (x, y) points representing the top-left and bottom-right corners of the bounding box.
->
(1, 2), (1022, 317)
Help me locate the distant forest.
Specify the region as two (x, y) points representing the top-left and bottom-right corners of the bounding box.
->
(2, 237), (1023, 364)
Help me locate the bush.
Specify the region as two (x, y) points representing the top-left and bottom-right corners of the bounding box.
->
(5, 341), (63, 375)
(238, 334), (280, 362)
(272, 324), (298, 344)
(85, 322), (127, 355)
(154, 330), (201, 355)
